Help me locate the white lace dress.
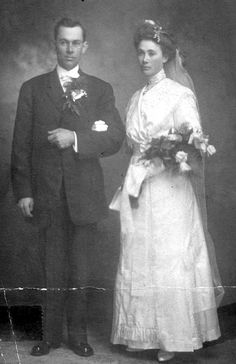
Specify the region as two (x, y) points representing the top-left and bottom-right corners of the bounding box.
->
(110, 70), (222, 352)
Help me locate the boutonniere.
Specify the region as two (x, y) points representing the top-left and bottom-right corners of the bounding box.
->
(62, 77), (88, 116)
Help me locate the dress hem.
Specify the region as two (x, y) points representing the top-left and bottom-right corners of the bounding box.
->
(111, 326), (221, 352)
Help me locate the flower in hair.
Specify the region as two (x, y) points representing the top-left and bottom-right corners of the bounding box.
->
(144, 19), (156, 26)
(144, 19), (162, 43)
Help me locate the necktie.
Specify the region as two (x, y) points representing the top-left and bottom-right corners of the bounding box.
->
(61, 76), (78, 93)
(60, 71), (80, 91)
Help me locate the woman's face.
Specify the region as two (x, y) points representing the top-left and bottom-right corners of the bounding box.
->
(137, 40), (168, 79)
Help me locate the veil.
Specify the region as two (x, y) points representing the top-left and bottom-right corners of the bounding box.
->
(164, 49), (196, 93)
(165, 50), (224, 306)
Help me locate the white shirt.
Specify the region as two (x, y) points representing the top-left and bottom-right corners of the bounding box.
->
(57, 64), (80, 88)
(56, 64), (79, 152)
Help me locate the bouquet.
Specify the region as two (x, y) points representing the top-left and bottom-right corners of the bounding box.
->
(143, 123), (216, 172)
(63, 77), (88, 117)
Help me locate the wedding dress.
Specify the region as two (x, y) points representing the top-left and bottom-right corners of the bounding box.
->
(110, 69), (223, 351)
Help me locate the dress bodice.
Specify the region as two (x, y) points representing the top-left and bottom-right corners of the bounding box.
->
(126, 70), (201, 155)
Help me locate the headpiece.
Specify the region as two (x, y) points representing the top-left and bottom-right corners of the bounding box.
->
(142, 20), (196, 95)
(144, 19), (163, 43)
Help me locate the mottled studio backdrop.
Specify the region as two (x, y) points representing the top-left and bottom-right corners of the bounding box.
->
(0, 0), (236, 305)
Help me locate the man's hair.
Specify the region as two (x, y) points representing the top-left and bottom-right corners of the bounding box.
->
(54, 17), (86, 41)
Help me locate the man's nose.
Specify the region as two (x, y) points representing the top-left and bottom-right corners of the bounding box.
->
(66, 43), (73, 53)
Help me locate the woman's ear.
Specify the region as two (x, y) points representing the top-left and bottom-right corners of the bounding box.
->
(163, 54), (169, 64)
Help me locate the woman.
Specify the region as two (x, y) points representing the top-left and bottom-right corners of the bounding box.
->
(110, 20), (224, 362)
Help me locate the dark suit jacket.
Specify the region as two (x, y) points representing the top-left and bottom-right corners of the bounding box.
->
(11, 69), (125, 225)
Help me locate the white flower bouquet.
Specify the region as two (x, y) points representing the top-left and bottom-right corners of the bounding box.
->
(143, 123), (216, 172)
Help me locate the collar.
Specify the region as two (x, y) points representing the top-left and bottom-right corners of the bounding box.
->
(56, 64), (80, 80)
(147, 68), (166, 86)
(143, 68), (166, 95)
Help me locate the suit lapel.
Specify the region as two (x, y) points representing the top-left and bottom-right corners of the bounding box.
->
(46, 69), (64, 113)
(73, 70), (91, 122)
(45, 68), (91, 122)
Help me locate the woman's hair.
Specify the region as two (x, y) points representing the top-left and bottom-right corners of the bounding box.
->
(133, 20), (177, 62)
(134, 20), (197, 94)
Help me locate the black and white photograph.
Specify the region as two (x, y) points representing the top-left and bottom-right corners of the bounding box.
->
(0, 0), (236, 363)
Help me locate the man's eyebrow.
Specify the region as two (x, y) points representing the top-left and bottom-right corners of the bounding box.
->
(58, 38), (82, 42)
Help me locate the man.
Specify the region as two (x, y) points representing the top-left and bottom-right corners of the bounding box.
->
(11, 17), (125, 357)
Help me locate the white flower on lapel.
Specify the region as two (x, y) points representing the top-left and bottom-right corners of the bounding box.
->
(63, 78), (88, 116)
(71, 89), (87, 102)
(92, 120), (108, 132)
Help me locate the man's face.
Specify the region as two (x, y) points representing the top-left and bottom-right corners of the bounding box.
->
(55, 26), (88, 70)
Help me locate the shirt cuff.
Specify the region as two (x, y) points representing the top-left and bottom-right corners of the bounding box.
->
(73, 131), (78, 152)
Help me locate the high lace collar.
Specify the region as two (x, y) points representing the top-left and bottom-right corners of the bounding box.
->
(147, 68), (166, 85)
(143, 68), (166, 94)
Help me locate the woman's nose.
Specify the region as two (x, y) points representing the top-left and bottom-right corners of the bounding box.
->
(143, 54), (149, 63)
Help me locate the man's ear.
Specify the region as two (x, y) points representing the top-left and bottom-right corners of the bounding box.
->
(82, 41), (88, 54)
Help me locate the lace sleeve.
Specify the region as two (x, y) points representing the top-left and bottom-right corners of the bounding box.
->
(174, 91), (202, 131)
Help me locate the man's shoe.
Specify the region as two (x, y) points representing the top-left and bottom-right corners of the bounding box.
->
(157, 350), (175, 362)
(69, 342), (94, 357)
(30, 341), (61, 356)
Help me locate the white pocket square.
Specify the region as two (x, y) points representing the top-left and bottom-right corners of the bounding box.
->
(92, 120), (108, 132)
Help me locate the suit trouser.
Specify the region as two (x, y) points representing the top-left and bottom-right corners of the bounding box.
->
(39, 199), (96, 344)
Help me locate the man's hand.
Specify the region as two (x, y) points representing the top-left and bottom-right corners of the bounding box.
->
(48, 128), (75, 149)
(18, 197), (34, 218)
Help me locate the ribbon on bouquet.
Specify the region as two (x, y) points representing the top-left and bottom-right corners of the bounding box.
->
(109, 155), (166, 212)
(109, 158), (148, 213)
(109, 155), (165, 235)
(109, 158), (149, 239)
